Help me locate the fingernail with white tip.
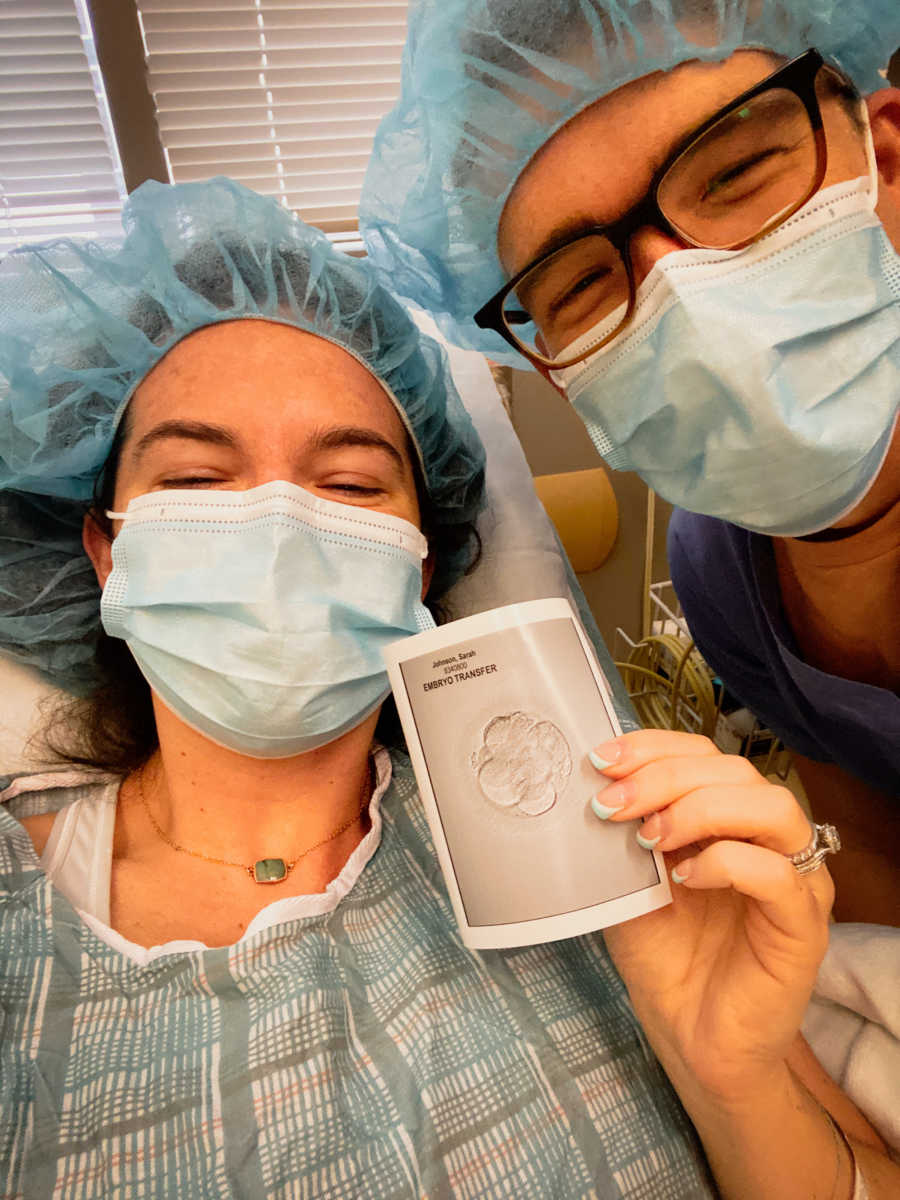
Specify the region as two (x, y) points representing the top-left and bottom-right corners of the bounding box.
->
(591, 795), (625, 820)
(588, 742), (621, 771)
(636, 813), (661, 850)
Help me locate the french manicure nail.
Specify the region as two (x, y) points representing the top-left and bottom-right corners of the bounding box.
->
(588, 742), (622, 771)
(671, 863), (692, 884)
(636, 813), (661, 850)
(591, 795), (625, 820)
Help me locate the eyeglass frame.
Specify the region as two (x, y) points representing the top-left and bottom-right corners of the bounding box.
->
(474, 48), (857, 369)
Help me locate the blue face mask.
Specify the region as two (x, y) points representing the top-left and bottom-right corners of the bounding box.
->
(553, 173), (900, 536)
(102, 481), (434, 757)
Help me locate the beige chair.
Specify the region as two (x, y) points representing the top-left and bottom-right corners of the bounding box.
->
(533, 467), (618, 574)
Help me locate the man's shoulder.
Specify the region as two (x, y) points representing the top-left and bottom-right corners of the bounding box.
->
(667, 509), (759, 621)
(664, 511), (785, 708)
(668, 507), (750, 568)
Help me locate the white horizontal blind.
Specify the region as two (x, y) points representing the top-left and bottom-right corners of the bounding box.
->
(0, 0), (126, 249)
(137, 0), (407, 246)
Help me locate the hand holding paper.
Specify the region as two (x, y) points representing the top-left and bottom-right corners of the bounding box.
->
(598, 730), (833, 1103)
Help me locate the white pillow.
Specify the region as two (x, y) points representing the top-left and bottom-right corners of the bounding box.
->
(413, 311), (571, 615)
(0, 654), (60, 775)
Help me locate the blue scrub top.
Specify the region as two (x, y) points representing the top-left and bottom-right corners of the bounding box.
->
(668, 509), (900, 795)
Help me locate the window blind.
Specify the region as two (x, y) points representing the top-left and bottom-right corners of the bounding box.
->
(136, 0), (407, 247)
(0, 0), (126, 249)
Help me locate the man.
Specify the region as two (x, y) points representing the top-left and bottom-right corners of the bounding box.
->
(361, 0), (900, 924)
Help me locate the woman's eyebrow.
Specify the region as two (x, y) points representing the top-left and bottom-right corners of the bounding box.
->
(129, 419), (408, 472)
(311, 425), (407, 473)
(130, 420), (239, 462)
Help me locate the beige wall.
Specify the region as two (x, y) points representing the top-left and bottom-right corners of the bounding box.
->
(508, 369), (672, 657)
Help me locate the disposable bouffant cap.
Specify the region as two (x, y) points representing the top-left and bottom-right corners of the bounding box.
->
(0, 177), (486, 687)
(360, 0), (900, 363)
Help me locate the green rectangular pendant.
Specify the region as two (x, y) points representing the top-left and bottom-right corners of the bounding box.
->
(253, 858), (287, 884)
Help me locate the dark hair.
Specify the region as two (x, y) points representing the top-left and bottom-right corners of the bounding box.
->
(42, 381), (482, 773)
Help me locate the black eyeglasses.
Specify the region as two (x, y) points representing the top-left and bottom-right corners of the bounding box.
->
(475, 49), (865, 369)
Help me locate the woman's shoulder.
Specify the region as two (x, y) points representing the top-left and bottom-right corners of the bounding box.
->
(20, 810), (56, 857)
(1, 769), (120, 825)
(0, 770), (119, 895)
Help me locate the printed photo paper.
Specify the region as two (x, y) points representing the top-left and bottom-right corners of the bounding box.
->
(384, 599), (671, 949)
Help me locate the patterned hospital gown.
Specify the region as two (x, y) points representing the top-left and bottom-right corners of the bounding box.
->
(0, 752), (715, 1199)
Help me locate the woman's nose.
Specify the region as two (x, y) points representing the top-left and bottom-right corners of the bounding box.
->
(627, 226), (689, 287)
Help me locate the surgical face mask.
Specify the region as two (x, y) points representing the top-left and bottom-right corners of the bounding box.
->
(552, 172), (900, 536)
(101, 481), (435, 757)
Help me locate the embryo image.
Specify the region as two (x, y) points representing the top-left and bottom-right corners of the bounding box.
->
(470, 711), (573, 816)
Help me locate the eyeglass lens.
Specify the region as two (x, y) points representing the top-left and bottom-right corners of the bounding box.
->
(501, 65), (864, 366)
(658, 87), (818, 248)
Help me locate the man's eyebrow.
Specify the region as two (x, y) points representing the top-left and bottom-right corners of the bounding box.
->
(521, 215), (611, 272)
(311, 425), (407, 473)
(130, 420), (239, 461)
(514, 86), (798, 271)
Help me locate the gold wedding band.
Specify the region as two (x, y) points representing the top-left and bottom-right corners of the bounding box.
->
(788, 822), (841, 875)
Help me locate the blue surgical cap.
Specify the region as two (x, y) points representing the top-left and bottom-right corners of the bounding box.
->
(0, 177), (485, 689)
(360, 0), (900, 363)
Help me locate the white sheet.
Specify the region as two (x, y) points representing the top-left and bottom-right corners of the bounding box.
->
(804, 922), (900, 1154)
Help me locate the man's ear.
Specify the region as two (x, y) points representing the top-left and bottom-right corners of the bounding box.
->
(868, 88), (900, 182)
(865, 88), (900, 249)
(82, 510), (114, 590)
(867, 88), (900, 189)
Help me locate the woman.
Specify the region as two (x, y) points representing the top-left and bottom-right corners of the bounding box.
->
(0, 178), (893, 1197)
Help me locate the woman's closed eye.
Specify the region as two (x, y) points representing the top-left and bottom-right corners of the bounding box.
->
(312, 445), (405, 502)
(319, 478), (386, 498)
(158, 475), (227, 489)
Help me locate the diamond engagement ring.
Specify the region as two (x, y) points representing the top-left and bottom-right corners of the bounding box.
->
(788, 823), (841, 875)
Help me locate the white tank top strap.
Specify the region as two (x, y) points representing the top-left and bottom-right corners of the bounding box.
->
(40, 779), (120, 925)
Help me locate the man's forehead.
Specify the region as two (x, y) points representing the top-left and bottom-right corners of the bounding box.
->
(497, 47), (783, 271)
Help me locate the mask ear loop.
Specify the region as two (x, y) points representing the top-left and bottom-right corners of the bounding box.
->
(858, 103), (880, 208)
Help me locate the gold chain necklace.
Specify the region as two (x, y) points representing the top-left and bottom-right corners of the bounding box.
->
(137, 758), (373, 884)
